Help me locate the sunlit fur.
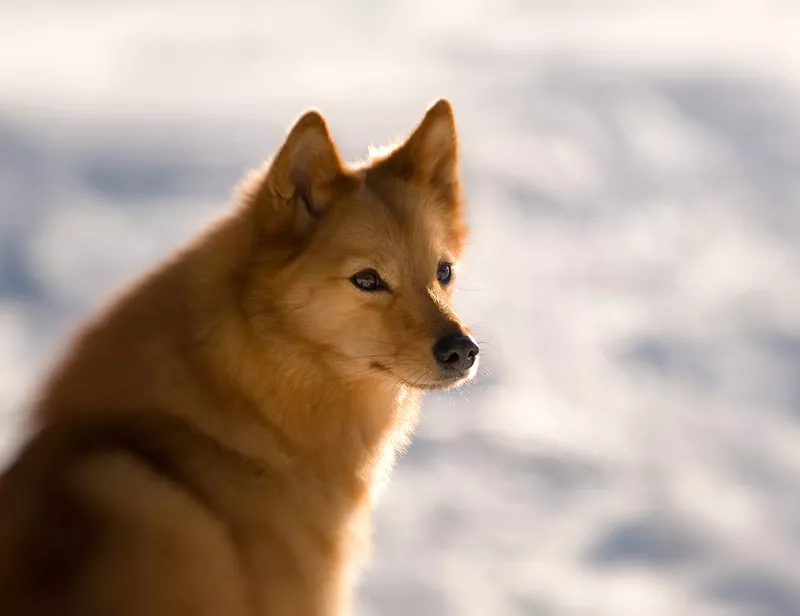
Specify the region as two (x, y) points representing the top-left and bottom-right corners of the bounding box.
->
(0, 99), (475, 616)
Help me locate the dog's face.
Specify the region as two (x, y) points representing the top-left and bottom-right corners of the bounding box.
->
(245, 100), (478, 390)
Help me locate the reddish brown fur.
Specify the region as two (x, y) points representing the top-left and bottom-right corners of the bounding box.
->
(0, 99), (476, 615)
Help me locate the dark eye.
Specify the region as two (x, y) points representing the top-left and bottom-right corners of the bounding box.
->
(437, 262), (453, 285)
(350, 269), (388, 292)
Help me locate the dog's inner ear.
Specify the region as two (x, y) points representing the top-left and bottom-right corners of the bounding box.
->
(263, 110), (344, 235)
(371, 99), (459, 193)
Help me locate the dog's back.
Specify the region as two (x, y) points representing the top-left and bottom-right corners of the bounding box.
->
(0, 409), (359, 615)
(0, 412), (254, 615)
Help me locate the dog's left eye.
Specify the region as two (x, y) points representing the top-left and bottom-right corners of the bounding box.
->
(437, 262), (453, 285)
(351, 269), (388, 292)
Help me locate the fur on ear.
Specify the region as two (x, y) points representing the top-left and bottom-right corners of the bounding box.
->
(370, 99), (460, 193)
(252, 110), (345, 236)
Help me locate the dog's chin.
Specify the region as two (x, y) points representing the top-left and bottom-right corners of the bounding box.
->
(371, 362), (478, 391)
(419, 370), (477, 391)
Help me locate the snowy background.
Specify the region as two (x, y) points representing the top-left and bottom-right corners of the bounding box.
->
(2, 1), (800, 614)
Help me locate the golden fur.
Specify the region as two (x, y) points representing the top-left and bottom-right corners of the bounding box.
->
(0, 99), (476, 615)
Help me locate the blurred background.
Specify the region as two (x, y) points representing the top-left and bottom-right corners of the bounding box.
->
(2, 1), (800, 614)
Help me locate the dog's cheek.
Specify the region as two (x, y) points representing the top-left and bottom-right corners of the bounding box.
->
(298, 291), (372, 358)
(334, 301), (403, 365)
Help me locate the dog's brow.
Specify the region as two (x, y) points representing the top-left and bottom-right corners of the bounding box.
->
(363, 174), (409, 217)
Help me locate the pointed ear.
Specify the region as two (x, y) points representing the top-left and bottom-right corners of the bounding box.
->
(373, 99), (460, 192)
(258, 110), (345, 235)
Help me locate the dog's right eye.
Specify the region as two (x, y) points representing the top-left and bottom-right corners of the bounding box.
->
(350, 269), (388, 292)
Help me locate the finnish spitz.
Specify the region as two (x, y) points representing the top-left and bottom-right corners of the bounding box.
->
(0, 99), (478, 615)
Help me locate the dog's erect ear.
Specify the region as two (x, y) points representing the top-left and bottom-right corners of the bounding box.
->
(372, 99), (459, 194)
(258, 110), (344, 235)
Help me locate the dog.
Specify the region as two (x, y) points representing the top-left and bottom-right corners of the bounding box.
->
(0, 99), (478, 615)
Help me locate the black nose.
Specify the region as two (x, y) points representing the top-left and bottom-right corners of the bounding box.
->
(432, 334), (480, 372)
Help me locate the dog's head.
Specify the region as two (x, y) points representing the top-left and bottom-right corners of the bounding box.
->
(243, 100), (477, 390)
